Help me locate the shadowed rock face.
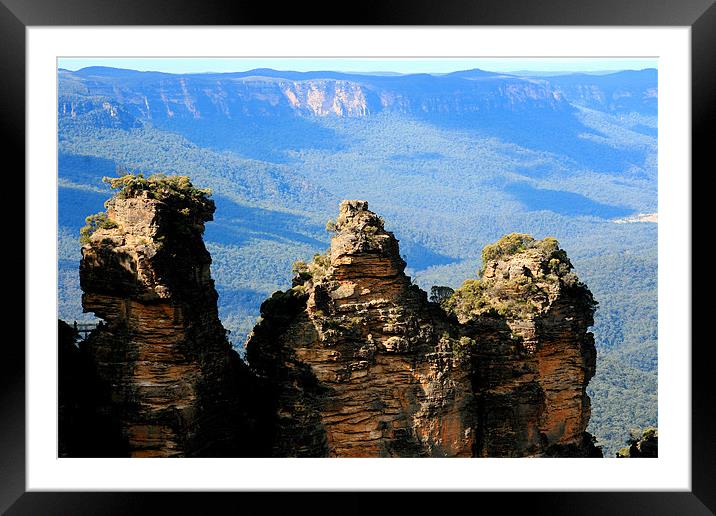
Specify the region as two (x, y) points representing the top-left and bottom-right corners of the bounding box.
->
(458, 237), (599, 457)
(616, 428), (658, 458)
(246, 201), (601, 457)
(79, 184), (259, 457)
(58, 320), (127, 457)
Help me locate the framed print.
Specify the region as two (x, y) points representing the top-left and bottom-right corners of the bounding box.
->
(4, 0), (714, 513)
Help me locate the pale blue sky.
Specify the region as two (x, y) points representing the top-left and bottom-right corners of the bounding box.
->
(57, 57), (657, 75)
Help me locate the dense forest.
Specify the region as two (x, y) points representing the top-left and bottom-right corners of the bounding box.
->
(57, 66), (658, 455)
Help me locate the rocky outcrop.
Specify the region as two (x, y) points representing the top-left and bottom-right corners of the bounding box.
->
(78, 175), (261, 457)
(616, 428), (658, 458)
(246, 201), (601, 457)
(247, 201), (475, 456)
(448, 234), (599, 457)
(280, 80), (371, 117)
(67, 182), (600, 458)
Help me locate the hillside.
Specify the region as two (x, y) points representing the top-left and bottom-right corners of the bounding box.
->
(57, 66), (658, 455)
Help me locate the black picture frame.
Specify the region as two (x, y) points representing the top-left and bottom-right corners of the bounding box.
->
(3, 0), (713, 513)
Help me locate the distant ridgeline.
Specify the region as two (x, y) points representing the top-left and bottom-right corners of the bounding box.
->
(61, 176), (611, 457)
(57, 67), (658, 455)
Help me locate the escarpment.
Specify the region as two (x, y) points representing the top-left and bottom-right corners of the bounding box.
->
(65, 183), (600, 458)
(246, 201), (602, 457)
(77, 175), (264, 457)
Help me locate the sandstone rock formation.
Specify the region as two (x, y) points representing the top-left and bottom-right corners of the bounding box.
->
(78, 175), (261, 457)
(65, 182), (601, 458)
(246, 201), (475, 456)
(447, 234), (600, 457)
(246, 201), (602, 457)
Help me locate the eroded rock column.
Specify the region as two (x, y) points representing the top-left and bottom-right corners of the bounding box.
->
(247, 204), (601, 457)
(79, 177), (254, 457)
(247, 200), (477, 457)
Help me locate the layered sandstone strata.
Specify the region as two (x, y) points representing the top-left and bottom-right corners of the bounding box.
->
(449, 235), (599, 456)
(246, 201), (601, 457)
(71, 187), (601, 458)
(247, 201), (475, 456)
(79, 176), (255, 457)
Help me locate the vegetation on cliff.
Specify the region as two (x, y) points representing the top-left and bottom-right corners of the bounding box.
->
(102, 173), (216, 226)
(78, 173), (217, 247)
(291, 250), (332, 285)
(103, 172), (212, 204)
(442, 279), (496, 317)
(79, 212), (118, 244)
(480, 233), (573, 278)
(616, 427), (658, 458)
(444, 233), (597, 321)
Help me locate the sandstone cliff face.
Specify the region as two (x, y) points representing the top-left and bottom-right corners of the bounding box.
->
(69, 183), (601, 458)
(448, 235), (599, 456)
(79, 176), (258, 457)
(59, 70), (569, 123)
(247, 201), (475, 457)
(246, 202), (601, 457)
